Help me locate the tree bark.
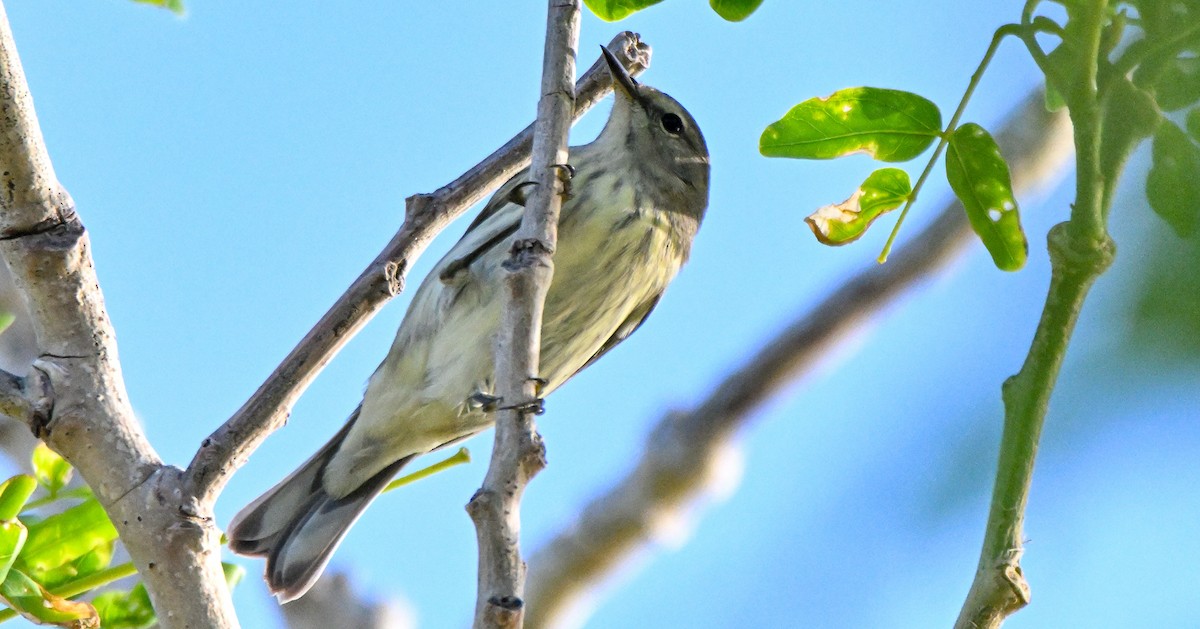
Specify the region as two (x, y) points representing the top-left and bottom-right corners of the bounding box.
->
(467, 2), (580, 628)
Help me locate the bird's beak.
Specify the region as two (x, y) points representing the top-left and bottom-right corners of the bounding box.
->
(600, 45), (641, 102)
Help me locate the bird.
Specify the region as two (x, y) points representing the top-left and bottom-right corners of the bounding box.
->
(227, 46), (710, 603)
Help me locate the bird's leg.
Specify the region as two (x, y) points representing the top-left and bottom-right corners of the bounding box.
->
(552, 163), (575, 201)
(467, 392), (502, 413)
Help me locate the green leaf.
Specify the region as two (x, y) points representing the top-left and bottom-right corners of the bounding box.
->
(1146, 120), (1200, 237)
(31, 443), (73, 497)
(0, 520), (27, 584)
(132, 0), (184, 16)
(805, 168), (911, 245)
(0, 568), (98, 628)
(1099, 77), (1162, 183)
(1150, 56), (1200, 112)
(93, 583), (155, 629)
(1187, 108), (1200, 143)
(0, 476), (37, 521)
(222, 562), (245, 589)
(36, 540), (115, 591)
(582, 0), (663, 21)
(0, 312), (14, 336)
(946, 123), (1027, 271)
(15, 499), (118, 580)
(760, 87), (942, 162)
(709, 0), (763, 21)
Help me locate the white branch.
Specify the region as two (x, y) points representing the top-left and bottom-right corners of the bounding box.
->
(0, 2), (237, 626)
(465, 2), (580, 628)
(523, 89), (1074, 629)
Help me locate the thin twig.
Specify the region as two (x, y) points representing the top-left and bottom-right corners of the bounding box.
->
(466, 2), (579, 628)
(524, 89), (1073, 629)
(185, 31), (651, 505)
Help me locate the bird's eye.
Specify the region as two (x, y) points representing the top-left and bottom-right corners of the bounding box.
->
(660, 112), (684, 135)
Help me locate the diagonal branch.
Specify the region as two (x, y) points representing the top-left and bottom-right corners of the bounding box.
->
(466, 2), (579, 628)
(185, 31), (651, 505)
(523, 89), (1073, 629)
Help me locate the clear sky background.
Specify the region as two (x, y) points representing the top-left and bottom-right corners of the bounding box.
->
(3, 1), (1199, 627)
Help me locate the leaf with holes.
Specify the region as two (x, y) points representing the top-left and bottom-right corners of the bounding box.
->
(806, 168), (911, 245)
(583, 0), (664, 21)
(710, 0), (763, 21)
(761, 87), (941, 162)
(1147, 120), (1200, 237)
(946, 123), (1027, 271)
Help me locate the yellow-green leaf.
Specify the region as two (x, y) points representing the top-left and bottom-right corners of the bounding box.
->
(709, 0), (763, 21)
(15, 499), (118, 579)
(31, 443), (73, 497)
(0, 520), (26, 584)
(0, 476), (36, 522)
(582, 0), (663, 21)
(805, 168), (912, 245)
(761, 87), (942, 162)
(946, 123), (1027, 271)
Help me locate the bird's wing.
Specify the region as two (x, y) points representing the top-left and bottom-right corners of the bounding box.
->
(574, 291), (663, 376)
(436, 169), (532, 283)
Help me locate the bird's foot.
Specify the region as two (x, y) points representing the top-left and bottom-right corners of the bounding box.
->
(498, 397), (546, 416)
(552, 163), (576, 200)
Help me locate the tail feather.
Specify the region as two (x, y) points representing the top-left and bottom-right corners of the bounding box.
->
(227, 409), (412, 603)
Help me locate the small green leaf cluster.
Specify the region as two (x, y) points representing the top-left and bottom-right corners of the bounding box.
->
(584, 0), (763, 22)
(760, 86), (1025, 270)
(0, 444), (240, 628)
(1029, 1), (1200, 237)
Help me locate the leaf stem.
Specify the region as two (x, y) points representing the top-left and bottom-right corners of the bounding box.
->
(878, 24), (1021, 263)
(21, 487), (93, 513)
(382, 447), (471, 494)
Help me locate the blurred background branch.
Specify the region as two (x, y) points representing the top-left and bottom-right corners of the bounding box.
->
(524, 88), (1073, 629)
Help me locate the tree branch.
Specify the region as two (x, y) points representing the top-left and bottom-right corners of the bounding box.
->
(186, 30), (651, 506)
(0, 3), (237, 626)
(281, 572), (413, 629)
(524, 89), (1073, 629)
(466, 2), (579, 628)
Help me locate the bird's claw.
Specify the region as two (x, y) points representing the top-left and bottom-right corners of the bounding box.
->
(552, 163), (575, 200)
(498, 397), (546, 416)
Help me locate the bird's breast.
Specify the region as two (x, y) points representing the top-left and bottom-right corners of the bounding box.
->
(538, 179), (690, 389)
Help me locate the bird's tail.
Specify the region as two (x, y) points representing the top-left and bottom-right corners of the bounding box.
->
(227, 408), (411, 603)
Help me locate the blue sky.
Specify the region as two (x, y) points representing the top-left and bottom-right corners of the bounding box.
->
(4, 1), (1198, 627)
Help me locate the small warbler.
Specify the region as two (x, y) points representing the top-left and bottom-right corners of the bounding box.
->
(229, 46), (710, 602)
